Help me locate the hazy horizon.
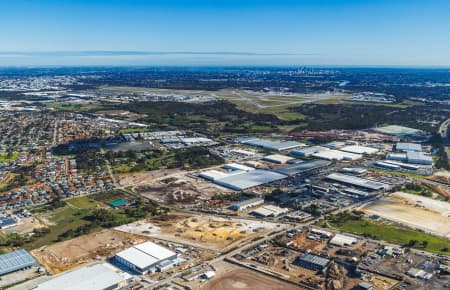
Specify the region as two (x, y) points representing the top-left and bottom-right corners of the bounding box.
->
(1, 1), (450, 66)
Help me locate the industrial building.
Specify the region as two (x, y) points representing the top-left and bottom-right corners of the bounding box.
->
(329, 234), (358, 247)
(326, 173), (389, 191)
(223, 163), (254, 172)
(341, 167), (367, 175)
(0, 249), (36, 276)
(291, 146), (327, 157)
(312, 149), (362, 161)
(377, 160), (420, 171)
(180, 137), (214, 146)
(198, 170), (230, 181)
(237, 137), (304, 151)
(294, 253), (330, 271)
(262, 154), (294, 164)
(341, 187), (370, 199)
(33, 263), (125, 290)
(274, 159), (330, 176)
(386, 152), (432, 165)
(115, 241), (178, 274)
(323, 141), (346, 149)
(406, 151), (433, 165)
(251, 205), (289, 217)
(213, 169), (287, 191)
(230, 149), (256, 157)
(230, 197), (264, 211)
(395, 142), (422, 152)
(340, 145), (378, 155)
(310, 228), (333, 238)
(375, 161), (402, 170)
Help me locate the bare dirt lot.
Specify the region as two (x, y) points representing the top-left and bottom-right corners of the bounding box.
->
(360, 192), (450, 238)
(120, 169), (229, 204)
(31, 229), (149, 274)
(426, 170), (450, 186)
(202, 262), (302, 290)
(115, 213), (285, 252)
(2, 216), (45, 235)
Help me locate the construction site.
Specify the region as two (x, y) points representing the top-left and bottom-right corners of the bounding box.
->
(120, 169), (229, 204)
(31, 229), (149, 274)
(114, 213), (285, 252)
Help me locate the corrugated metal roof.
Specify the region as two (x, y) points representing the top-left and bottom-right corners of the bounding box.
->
(34, 263), (123, 290)
(214, 169), (286, 191)
(326, 173), (388, 191)
(396, 142), (422, 152)
(115, 241), (176, 270)
(0, 249), (36, 276)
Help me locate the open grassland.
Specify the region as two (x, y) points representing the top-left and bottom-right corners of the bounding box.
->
(45, 102), (105, 112)
(65, 196), (103, 209)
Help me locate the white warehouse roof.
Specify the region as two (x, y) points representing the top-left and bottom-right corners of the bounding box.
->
(115, 241), (176, 270)
(291, 146), (327, 157)
(396, 142), (422, 152)
(238, 137), (303, 151)
(312, 150), (362, 161)
(263, 154), (295, 164)
(214, 169), (286, 191)
(329, 234), (358, 246)
(223, 163), (255, 172)
(340, 145), (378, 155)
(327, 173), (389, 191)
(198, 170), (229, 181)
(33, 263), (124, 290)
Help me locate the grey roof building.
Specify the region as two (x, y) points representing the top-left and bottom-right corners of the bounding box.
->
(294, 253), (330, 271)
(0, 249), (36, 276)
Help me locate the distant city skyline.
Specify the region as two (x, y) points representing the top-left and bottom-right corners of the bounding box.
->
(1, 0), (450, 66)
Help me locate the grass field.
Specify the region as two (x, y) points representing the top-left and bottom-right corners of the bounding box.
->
(66, 196), (102, 209)
(320, 218), (450, 255)
(45, 102), (104, 112)
(0, 152), (19, 163)
(26, 199), (137, 249)
(28, 206), (93, 249)
(90, 190), (130, 203)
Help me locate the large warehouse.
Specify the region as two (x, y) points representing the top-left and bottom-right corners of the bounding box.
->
(33, 263), (125, 290)
(274, 159), (330, 176)
(312, 149), (362, 161)
(237, 137), (304, 151)
(213, 169), (287, 191)
(115, 241), (178, 274)
(326, 173), (390, 191)
(0, 249), (36, 276)
(291, 146), (328, 157)
(340, 145), (379, 155)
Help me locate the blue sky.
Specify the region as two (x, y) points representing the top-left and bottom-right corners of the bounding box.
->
(0, 0), (449, 66)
